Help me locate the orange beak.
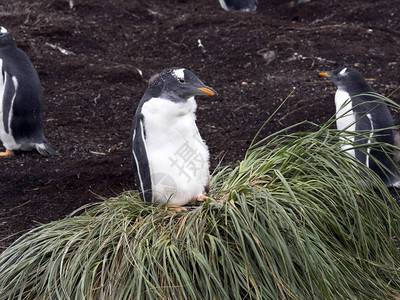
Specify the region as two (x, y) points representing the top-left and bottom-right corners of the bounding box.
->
(319, 72), (331, 77)
(198, 87), (216, 96)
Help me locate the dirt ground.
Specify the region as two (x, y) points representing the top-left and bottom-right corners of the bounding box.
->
(1, 0), (399, 249)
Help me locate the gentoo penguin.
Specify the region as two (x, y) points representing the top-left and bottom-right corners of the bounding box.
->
(0, 26), (55, 156)
(131, 68), (217, 206)
(319, 67), (400, 187)
(219, 0), (257, 12)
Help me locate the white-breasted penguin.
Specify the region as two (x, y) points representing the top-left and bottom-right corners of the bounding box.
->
(0, 26), (56, 156)
(219, 0), (257, 12)
(319, 67), (400, 187)
(131, 68), (217, 206)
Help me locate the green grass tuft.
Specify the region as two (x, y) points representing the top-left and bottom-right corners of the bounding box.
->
(1, 104), (400, 299)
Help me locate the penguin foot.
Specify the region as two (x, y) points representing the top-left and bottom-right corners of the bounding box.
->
(168, 205), (187, 212)
(196, 195), (207, 202)
(188, 195), (208, 205)
(0, 149), (14, 157)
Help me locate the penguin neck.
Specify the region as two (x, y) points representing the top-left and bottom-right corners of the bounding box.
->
(0, 37), (16, 49)
(160, 90), (190, 104)
(141, 96), (198, 146)
(338, 81), (374, 98)
(141, 96), (197, 120)
(335, 89), (352, 113)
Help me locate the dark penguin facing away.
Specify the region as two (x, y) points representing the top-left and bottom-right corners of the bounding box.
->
(0, 26), (56, 156)
(131, 68), (217, 207)
(319, 67), (400, 187)
(219, 0), (257, 12)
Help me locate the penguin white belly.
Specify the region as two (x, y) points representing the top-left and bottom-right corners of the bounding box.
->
(0, 63), (18, 150)
(335, 89), (356, 157)
(142, 97), (209, 206)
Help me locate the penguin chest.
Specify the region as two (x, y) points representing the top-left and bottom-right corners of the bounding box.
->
(334, 89), (356, 156)
(141, 97), (209, 205)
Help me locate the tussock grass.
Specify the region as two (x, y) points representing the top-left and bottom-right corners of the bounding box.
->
(1, 105), (400, 299)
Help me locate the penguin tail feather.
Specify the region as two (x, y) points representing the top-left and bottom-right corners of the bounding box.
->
(36, 142), (58, 156)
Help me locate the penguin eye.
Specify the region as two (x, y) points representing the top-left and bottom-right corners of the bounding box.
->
(178, 78), (186, 84)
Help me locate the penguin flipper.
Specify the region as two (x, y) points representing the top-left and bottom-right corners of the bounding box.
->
(1, 70), (15, 134)
(354, 113), (372, 166)
(131, 117), (153, 203)
(357, 112), (400, 186)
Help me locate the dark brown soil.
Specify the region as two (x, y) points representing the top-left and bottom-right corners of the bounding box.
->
(1, 0), (400, 249)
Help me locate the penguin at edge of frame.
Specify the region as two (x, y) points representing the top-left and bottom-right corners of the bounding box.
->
(219, 0), (257, 12)
(319, 67), (400, 188)
(130, 67), (217, 209)
(0, 26), (56, 156)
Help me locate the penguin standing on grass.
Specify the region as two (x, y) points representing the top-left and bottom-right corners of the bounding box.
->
(319, 67), (400, 187)
(131, 68), (217, 207)
(0, 26), (56, 156)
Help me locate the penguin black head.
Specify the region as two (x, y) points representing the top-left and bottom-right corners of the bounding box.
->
(319, 67), (372, 93)
(150, 68), (217, 102)
(0, 26), (14, 48)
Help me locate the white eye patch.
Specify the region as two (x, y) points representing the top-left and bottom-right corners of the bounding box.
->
(172, 68), (185, 80)
(0, 27), (8, 34)
(339, 68), (347, 76)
